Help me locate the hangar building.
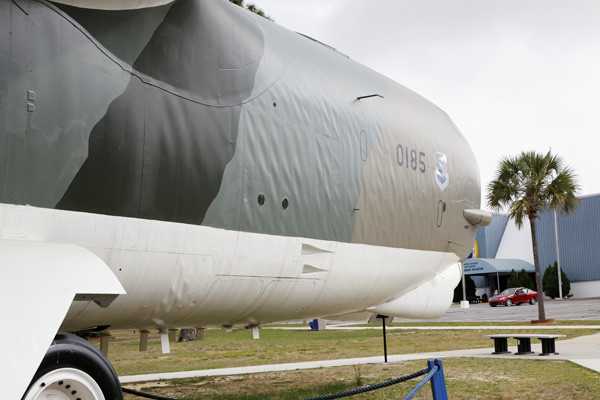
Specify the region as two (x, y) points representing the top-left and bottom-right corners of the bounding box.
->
(466, 193), (600, 299)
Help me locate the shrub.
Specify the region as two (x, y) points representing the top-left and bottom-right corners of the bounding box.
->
(542, 262), (571, 299)
(518, 268), (535, 290)
(506, 269), (520, 288)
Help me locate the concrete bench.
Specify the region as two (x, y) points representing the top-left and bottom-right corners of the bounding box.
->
(485, 334), (566, 356)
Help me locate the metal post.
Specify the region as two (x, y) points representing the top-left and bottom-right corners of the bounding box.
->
(496, 272), (500, 293)
(139, 330), (149, 352)
(554, 209), (563, 299)
(460, 262), (469, 308)
(378, 314), (388, 363)
(428, 359), (448, 400)
(461, 262), (467, 301)
(99, 332), (110, 356)
(160, 330), (170, 354)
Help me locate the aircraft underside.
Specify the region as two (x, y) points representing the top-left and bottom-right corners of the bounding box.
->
(3, 203), (461, 332)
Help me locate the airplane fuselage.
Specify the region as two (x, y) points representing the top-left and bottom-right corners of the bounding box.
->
(1, 0), (481, 331)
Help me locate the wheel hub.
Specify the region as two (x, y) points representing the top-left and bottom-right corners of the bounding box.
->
(23, 368), (105, 400)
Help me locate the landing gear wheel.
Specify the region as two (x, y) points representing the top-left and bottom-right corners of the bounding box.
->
(530, 297), (537, 305)
(22, 332), (122, 400)
(505, 299), (512, 307)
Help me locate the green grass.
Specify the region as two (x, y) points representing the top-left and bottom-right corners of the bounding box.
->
(123, 358), (600, 400)
(104, 327), (599, 376)
(109, 325), (600, 399)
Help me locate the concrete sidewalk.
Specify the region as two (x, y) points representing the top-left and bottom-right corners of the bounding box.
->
(119, 331), (600, 384)
(297, 324), (600, 330)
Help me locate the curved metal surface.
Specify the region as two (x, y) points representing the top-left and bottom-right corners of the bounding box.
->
(2, 0), (478, 347)
(50, 0), (177, 10)
(0, 238), (123, 400)
(0, 3), (486, 394)
(1, 0), (480, 253)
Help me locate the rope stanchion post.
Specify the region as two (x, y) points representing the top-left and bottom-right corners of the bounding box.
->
(428, 359), (448, 400)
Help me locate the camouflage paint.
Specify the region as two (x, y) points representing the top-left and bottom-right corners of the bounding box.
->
(203, 16), (386, 242)
(352, 89), (480, 259)
(0, 0), (131, 208)
(206, 6), (481, 255)
(1, 0), (480, 257)
(57, 0), (264, 223)
(54, 3), (174, 65)
(1, 4), (483, 394)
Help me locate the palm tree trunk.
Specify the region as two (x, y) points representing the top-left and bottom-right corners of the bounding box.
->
(529, 216), (546, 320)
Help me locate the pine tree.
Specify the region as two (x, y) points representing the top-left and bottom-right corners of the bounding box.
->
(518, 268), (535, 290)
(543, 263), (558, 298)
(542, 262), (571, 299)
(506, 269), (520, 288)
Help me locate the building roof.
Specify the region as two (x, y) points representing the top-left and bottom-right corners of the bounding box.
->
(463, 258), (535, 276)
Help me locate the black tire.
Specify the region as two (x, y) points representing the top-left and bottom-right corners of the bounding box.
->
(530, 297), (537, 305)
(505, 299), (512, 307)
(22, 332), (122, 400)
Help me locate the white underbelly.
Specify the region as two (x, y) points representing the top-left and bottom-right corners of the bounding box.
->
(0, 204), (459, 330)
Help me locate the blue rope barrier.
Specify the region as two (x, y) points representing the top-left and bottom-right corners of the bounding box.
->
(122, 387), (179, 400)
(299, 368), (429, 400)
(402, 364), (439, 400)
(123, 359), (448, 400)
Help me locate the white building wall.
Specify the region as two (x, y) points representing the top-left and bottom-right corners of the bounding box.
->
(570, 280), (600, 298)
(495, 216), (534, 263)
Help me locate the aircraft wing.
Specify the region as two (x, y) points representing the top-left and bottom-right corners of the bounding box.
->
(0, 238), (124, 400)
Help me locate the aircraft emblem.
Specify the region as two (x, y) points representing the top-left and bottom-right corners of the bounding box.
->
(435, 152), (449, 191)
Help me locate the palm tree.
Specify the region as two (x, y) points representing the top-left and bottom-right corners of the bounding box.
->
(487, 151), (579, 320)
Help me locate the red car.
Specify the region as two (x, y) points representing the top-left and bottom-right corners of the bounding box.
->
(489, 287), (537, 307)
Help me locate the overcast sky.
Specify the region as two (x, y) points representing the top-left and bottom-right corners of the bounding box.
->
(251, 0), (600, 208)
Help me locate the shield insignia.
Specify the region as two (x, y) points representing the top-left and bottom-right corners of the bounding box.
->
(435, 152), (449, 191)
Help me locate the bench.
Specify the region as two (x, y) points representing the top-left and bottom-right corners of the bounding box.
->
(485, 334), (566, 356)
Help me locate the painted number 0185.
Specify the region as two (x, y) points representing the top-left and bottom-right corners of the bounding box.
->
(396, 144), (426, 173)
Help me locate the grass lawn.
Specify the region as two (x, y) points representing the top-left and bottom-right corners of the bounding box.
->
(123, 359), (600, 400)
(107, 323), (600, 399)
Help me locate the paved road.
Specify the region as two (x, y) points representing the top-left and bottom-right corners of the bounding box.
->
(393, 298), (600, 323)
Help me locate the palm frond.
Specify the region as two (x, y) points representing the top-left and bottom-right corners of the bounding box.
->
(487, 150), (580, 227)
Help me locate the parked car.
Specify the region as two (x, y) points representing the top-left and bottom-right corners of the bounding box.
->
(467, 295), (481, 304)
(488, 287), (537, 307)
